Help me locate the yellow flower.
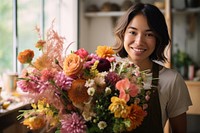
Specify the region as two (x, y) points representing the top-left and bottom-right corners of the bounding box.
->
(23, 116), (45, 130)
(95, 45), (115, 58)
(108, 96), (129, 118)
(49, 116), (59, 127)
(90, 60), (99, 76)
(63, 53), (83, 76)
(18, 49), (34, 64)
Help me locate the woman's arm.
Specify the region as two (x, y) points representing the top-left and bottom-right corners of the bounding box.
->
(169, 113), (187, 133)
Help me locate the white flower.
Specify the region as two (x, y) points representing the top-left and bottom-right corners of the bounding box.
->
(87, 87), (95, 96)
(94, 76), (105, 87)
(98, 121), (107, 130)
(85, 79), (95, 87)
(105, 87), (111, 95)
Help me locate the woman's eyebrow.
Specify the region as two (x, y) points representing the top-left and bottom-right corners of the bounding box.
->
(128, 26), (153, 32)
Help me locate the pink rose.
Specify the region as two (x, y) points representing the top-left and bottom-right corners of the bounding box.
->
(75, 48), (89, 59)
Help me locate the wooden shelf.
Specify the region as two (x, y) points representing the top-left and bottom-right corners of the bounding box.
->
(172, 7), (200, 14)
(85, 11), (125, 17)
(85, 7), (200, 18)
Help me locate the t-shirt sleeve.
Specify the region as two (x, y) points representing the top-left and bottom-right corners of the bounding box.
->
(167, 72), (192, 118)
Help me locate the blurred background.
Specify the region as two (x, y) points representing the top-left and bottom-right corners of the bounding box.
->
(0, 0), (200, 133)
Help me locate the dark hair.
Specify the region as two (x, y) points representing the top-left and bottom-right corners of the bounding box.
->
(113, 3), (170, 63)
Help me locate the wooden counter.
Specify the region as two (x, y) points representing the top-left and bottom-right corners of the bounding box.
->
(0, 103), (31, 131)
(185, 81), (200, 115)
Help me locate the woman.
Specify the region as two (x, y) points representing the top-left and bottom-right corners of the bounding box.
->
(113, 3), (192, 133)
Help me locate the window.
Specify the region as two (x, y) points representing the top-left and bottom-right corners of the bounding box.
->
(0, 1), (13, 74)
(0, 0), (78, 75)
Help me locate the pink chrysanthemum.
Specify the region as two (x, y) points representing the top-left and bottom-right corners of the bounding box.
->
(17, 80), (37, 92)
(17, 74), (42, 93)
(54, 71), (73, 90)
(60, 113), (86, 133)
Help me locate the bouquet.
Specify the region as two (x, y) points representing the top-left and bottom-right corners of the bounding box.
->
(17, 24), (152, 133)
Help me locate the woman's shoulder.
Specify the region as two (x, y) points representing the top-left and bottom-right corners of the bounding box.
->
(159, 65), (185, 84)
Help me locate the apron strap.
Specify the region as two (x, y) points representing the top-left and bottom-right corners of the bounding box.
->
(132, 62), (163, 133)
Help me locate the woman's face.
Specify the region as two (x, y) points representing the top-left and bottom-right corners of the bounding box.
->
(124, 14), (156, 66)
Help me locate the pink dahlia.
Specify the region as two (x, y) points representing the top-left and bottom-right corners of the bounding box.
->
(60, 113), (86, 133)
(105, 72), (121, 87)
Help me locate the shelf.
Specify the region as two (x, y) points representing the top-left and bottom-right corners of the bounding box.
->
(172, 7), (200, 14)
(85, 11), (125, 17)
(85, 7), (200, 18)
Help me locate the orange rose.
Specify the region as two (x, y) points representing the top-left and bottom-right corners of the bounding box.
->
(95, 45), (115, 58)
(63, 53), (83, 76)
(18, 49), (34, 64)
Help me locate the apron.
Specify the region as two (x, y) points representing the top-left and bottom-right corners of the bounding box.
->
(126, 62), (163, 133)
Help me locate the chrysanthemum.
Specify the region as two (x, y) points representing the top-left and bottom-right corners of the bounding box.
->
(108, 96), (130, 118)
(17, 78), (38, 93)
(95, 45), (115, 58)
(54, 71), (73, 90)
(60, 113), (86, 133)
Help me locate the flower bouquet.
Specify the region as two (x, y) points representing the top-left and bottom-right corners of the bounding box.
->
(17, 24), (152, 133)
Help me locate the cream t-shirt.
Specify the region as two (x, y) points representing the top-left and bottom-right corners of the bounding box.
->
(144, 66), (192, 127)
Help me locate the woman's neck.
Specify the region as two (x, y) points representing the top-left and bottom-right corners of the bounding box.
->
(131, 59), (153, 71)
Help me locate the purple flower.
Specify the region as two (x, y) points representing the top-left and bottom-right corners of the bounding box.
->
(60, 113), (86, 133)
(97, 58), (111, 72)
(84, 53), (100, 69)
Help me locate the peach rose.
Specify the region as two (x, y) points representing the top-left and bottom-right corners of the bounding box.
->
(18, 49), (34, 64)
(63, 53), (83, 76)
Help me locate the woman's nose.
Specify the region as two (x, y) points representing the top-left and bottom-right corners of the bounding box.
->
(135, 34), (144, 45)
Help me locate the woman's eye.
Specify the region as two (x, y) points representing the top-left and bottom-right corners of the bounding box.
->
(146, 33), (155, 37)
(129, 31), (136, 35)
